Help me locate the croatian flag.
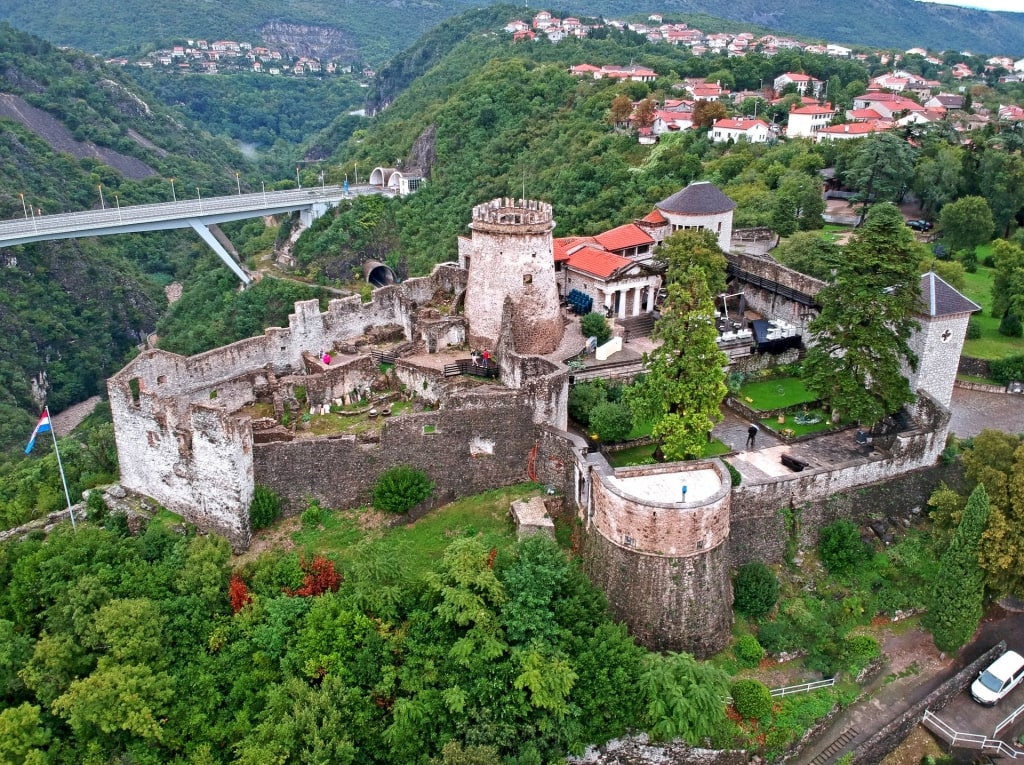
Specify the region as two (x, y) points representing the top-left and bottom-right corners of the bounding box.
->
(25, 411), (51, 454)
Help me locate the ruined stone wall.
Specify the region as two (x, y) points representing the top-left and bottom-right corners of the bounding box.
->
(253, 393), (539, 512)
(582, 459), (733, 657)
(107, 379), (254, 551)
(463, 198), (564, 354)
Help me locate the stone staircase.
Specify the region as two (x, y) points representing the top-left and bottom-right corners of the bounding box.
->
(618, 313), (656, 341)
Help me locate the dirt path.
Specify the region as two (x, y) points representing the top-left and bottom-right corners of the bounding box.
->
(51, 395), (102, 435)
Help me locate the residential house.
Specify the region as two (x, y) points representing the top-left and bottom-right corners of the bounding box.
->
(826, 44), (852, 57)
(711, 117), (771, 143)
(773, 72), (823, 98)
(852, 92), (924, 120)
(651, 110), (694, 135)
(815, 120), (891, 142)
(787, 103), (835, 138)
(924, 93), (965, 111)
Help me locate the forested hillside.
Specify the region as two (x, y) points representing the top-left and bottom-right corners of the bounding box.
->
(1, 0), (1023, 63)
(0, 24), (273, 451)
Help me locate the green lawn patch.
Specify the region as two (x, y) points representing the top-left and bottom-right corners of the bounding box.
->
(959, 264), (1024, 360)
(761, 409), (840, 438)
(821, 224), (852, 243)
(738, 377), (817, 411)
(291, 483), (538, 580)
(606, 438), (730, 467)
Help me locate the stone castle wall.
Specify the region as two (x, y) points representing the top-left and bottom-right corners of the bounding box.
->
(728, 392), (951, 566)
(582, 459), (733, 657)
(253, 393), (541, 513)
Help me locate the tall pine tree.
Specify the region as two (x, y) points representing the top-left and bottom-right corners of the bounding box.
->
(802, 203), (920, 425)
(923, 484), (991, 653)
(628, 231), (728, 461)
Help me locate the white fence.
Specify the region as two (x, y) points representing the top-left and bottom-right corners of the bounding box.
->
(995, 699), (1024, 738)
(922, 709), (1024, 759)
(724, 676), (836, 705)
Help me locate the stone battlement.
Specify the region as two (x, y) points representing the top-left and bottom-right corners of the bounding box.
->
(469, 198), (554, 234)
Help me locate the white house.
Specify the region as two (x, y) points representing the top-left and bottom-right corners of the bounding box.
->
(787, 103), (835, 138)
(773, 72), (823, 98)
(710, 117), (771, 144)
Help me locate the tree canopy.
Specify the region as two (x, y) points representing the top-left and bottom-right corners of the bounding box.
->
(802, 203), (921, 425)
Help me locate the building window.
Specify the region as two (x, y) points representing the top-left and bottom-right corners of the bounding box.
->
(523, 274), (533, 285)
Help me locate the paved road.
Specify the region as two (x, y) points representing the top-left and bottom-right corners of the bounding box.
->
(948, 387), (1024, 439)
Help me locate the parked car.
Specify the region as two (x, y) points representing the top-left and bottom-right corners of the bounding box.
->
(906, 219), (933, 231)
(970, 649), (1024, 705)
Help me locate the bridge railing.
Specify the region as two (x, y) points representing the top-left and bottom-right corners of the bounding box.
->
(994, 699), (1024, 737)
(0, 186), (352, 237)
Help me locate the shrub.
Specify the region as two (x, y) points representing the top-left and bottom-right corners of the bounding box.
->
(726, 461), (742, 486)
(372, 465), (434, 514)
(731, 678), (772, 720)
(733, 562), (779, 618)
(757, 619), (800, 654)
(999, 313), (1022, 338)
(734, 634), (766, 668)
(580, 312), (611, 345)
(990, 354), (1024, 384)
(818, 520), (871, 578)
(588, 401), (633, 443)
(85, 489), (108, 521)
(568, 380), (607, 426)
(250, 484), (283, 530)
(842, 634), (880, 674)
(301, 500), (325, 528)
(965, 318), (982, 340)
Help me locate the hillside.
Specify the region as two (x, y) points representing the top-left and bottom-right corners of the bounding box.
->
(0, 24), (257, 449)
(0, 0), (1023, 62)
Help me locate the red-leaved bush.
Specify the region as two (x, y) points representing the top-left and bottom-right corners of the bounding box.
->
(229, 574), (252, 613)
(287, 556), (342, 597)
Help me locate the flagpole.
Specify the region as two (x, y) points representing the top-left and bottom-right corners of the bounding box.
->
(46, 406), (77, 531)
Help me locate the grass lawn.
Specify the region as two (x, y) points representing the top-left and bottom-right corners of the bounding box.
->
(606, 438), (730, 467)
(761, 408), (840, 438)
(959, 263), (1024, 360)
(737, 377), (817, 411)
(290, 483), (538, 579)
(821, 224), (852, 243)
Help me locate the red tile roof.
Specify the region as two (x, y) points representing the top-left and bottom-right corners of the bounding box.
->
(594, 223), (655, 252)
(641, 209), (667, 225)
(567, 247), (633, 279)
(552, 236), (594, 262)
(791, 104), (834, 115)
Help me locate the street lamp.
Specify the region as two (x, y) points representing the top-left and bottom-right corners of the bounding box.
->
(169, 177), (176, 202)
(115, 195), (122, 222)
(19, 193), (28, 219)
(196, 187), (203, 213)
(236, 172), (241, 195)
(296, 166), (301, 189)
(262, 180), (267, 205)
(98, 184), (105, 210)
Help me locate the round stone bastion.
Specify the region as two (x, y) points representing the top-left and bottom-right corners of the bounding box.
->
(581, 458), (733, 658)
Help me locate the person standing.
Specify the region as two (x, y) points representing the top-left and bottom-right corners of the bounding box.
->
(482, 348), (491, 370)
(746, 423), (759, 450)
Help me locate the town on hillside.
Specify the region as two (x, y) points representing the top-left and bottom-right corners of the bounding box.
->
(508, 9), (1024, 143)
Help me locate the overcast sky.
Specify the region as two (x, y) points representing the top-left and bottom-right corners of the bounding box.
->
(914, 0), (1022, 11)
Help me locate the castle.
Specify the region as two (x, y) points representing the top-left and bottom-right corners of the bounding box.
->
(108, 185), (973, 657)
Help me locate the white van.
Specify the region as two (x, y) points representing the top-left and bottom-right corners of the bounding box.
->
(971, 649), (1024, 706)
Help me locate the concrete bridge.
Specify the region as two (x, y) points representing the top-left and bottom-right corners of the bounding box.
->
(0, 184), (384, 284)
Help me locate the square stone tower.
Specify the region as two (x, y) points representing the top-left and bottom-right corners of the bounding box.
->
(459, 198), (564, 355)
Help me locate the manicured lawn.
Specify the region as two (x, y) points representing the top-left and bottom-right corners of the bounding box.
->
(821, 224), (852, 243)
(960, 263), (1024, 360)
(290, 483), (537, 579)
(737, 377), (817, 411)
(606, 438), (730, 467)
(761, 408), (840, 438)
